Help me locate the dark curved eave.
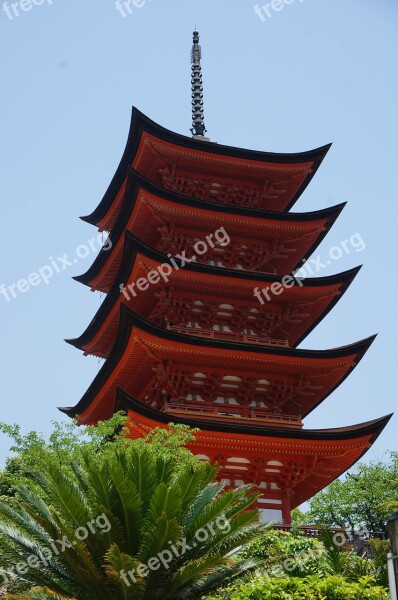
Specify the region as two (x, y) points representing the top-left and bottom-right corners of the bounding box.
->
(88, 167), (345, 237)
(81, 107), (332, 225)
(79, 169), (344, 281)
(74, 180), (346, 285)
(61, 387), (391, 448)
(67, 231), (361, 351)
(124, 169), (346, 223)
(116, 388), (391, 442)
(62, 303), (376, 420)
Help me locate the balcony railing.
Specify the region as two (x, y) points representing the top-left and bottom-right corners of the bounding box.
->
(163, 401), (302, 428)
(166, 325), (289, 348)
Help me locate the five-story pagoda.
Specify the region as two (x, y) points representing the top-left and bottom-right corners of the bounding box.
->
(61, 32), (390, 524)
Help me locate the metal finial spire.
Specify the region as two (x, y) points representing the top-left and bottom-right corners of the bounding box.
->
(190, 30), (208, 139)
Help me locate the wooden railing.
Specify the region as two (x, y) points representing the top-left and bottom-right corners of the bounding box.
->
(163, 401), (302, 428)
(166, 325), (289, 348)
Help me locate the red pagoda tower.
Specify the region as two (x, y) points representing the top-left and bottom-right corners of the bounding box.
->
(61, 32), (390, 524)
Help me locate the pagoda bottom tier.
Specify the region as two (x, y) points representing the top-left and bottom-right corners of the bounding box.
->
(116, 389), (391, 524)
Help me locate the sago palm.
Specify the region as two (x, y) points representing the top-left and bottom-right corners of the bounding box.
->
(0, 445), (263, 599)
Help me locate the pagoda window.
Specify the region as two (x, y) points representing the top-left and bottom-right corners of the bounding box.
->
(196, 454), (210, 461)
(212, 324), (232, 332)
(270, 483), (281, 491)
(215, 397), (238, 405)
(221, 376), (242, 390)
(188, 322), (201, 328)
(192, 372), (207, 385)
(185, 393), (204, 402)
(220, 479), (231, 486)
(259, 509), (283, 524)
(256, 379), (270, 392)
(249, 400), (267, 408)
(268, 461), (283, 467)
(192, 301), (204, 315)
(216, 310), (233, 318)
(234, 480), (245, 487)
(227, 457), (250, 464)
(206, 258), (224, 267)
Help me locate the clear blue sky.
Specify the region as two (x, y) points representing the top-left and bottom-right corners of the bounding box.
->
(0, 0), (397, 467)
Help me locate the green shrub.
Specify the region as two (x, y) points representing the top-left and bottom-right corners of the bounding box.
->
(204, 574), (389, 599)
(239, 530), (326, 577)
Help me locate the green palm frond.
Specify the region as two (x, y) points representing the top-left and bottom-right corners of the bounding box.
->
(154, 456), (176, 488)
(210, 519), (265, 557)
(177, 464), (218, 515)
(0, 521), (62, 576)
(68, 462), (90, 497)
(163, 553), (235, 599)
(139, 512), (183, 564)
(318, 528), (350, 575)
(79, 457), (114, 512)
(106, 460), (144, 555)
(185, 485), (257, 543)
(182, 482), (225, 530)
(6, 588), (76, 600)
(0, 503), (53, 552)
(104, 545), (147, 600)
(32, 466), (90, 530)
(175, 557), (260, 600)
(126, 448), (158, 510)
(143, 483), (182, 533)
(0, 443), (263, 600)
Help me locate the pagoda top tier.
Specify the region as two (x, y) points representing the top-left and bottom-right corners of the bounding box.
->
(82, 108), (331, 231)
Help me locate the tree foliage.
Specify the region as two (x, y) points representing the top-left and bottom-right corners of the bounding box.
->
(0, 416), (198, 507)
(307, 453), (398, 531)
